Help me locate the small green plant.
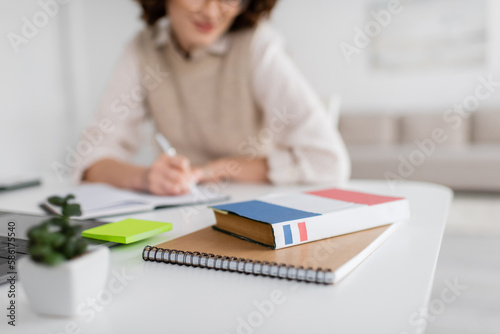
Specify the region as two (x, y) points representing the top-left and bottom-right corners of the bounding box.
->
(28, 194), (88, 266)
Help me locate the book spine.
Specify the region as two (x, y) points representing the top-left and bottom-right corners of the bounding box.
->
(142, 245), (335, 284)
(271, 199), (410, 249)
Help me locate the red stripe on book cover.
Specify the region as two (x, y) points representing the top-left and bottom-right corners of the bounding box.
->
(298, 222), (308, 242)
(306, 189), (404, 206)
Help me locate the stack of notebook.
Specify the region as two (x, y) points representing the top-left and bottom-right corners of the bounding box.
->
(142, 188), (410, 284)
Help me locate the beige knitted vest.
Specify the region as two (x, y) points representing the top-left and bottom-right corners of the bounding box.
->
(133, 25), (264, 166)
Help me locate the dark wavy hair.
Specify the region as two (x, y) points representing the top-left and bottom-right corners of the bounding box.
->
(135, 0), (278, 31)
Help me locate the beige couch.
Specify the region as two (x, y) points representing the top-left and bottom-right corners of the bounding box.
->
(338, 110), (500, 191)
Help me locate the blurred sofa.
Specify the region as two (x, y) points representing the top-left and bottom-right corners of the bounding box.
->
(338, 110), (500, 191)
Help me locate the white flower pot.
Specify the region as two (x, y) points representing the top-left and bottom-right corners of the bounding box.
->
(19, 246), (110, 317)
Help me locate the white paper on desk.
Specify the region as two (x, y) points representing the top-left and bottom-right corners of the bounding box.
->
(42, 183), (229, 219)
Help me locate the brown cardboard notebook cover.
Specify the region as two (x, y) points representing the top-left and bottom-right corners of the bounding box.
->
(142, 224), (397, 284)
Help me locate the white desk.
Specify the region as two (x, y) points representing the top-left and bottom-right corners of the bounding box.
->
(0, 178), (452, 334)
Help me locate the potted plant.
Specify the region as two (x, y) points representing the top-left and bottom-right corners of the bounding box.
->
(19, 194), (109, 317)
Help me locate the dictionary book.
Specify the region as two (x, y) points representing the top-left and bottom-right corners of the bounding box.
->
(210, 188), (410, 249)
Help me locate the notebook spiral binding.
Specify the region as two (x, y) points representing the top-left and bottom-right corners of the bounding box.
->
(142, 245), (334, 284)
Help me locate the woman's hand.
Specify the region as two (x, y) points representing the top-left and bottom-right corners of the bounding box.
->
(83, 156), (267, 196)
(146, 154), (202, 196)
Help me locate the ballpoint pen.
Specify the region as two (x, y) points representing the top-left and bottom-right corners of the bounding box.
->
(155, 133), (177, 158)
(155, 133), (198, 194)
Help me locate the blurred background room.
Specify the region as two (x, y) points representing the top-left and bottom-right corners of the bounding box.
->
(1, 0), (499, 333)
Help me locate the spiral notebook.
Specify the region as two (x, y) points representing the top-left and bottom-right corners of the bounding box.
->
(142, 221), (403, 285)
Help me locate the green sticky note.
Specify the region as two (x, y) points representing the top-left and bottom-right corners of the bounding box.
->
(81, 218), (172, 244)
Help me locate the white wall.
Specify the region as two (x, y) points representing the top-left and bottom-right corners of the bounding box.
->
(1, 0), (499, 177)
(0, 0), (141, 177)
(272, 0), (500, 112)
(63, 0), (142, 129)
(0, 0), (67, 176)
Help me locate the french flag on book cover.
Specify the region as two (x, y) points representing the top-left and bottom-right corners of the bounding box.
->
(212, 188), (410, 249)
(282, 221), (309, 245)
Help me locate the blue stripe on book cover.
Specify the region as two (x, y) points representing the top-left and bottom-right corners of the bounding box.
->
(283, 225), (293, 244)
(212, 200), (320, 224)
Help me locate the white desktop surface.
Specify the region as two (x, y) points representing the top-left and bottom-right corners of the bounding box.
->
(0, 177), (452, 334)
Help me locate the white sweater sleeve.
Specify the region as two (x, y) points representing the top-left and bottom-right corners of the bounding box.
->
(72, 40), (149, 183)
(251, 23), (351, 185)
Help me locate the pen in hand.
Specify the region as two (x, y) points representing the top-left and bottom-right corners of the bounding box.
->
(155, 133), (198, 194)
(155, 133), (177, 157)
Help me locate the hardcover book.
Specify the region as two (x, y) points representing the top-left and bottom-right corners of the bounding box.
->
(210, 188), (410, 249)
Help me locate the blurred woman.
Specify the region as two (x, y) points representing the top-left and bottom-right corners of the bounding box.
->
(76, 0), (350, 195)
